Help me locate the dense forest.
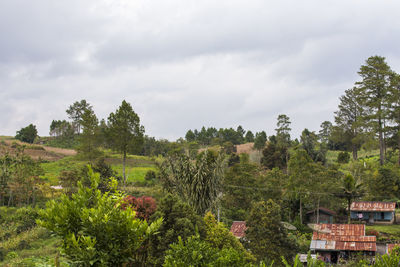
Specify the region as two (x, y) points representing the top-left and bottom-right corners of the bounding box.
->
(3, 55), (400, 266)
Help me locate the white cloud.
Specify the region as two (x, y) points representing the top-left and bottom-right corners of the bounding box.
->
(1, 0), (400, 139)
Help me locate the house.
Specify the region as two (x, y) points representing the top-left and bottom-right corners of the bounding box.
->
(230, 221), (246, 238)
(310, 224), (376, 264)
(350, 201), (396, 224)
(306, 207), (336, 224)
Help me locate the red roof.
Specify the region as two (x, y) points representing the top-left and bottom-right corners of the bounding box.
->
(230, 221), (246, 238)
(350, 202), (396, 212)
(311, 224), (376, 252)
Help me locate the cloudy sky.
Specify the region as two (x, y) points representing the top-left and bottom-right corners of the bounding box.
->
(1, 0), (400, 140)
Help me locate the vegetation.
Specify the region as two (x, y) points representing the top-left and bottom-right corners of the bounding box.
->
(5, 55), (400, 265)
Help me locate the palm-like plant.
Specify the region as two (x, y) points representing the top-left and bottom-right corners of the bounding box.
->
(336, 174), (364, 224)
(159, 151), (225, 215)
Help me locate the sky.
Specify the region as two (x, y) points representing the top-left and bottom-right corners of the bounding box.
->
(1, 0), (400, 140)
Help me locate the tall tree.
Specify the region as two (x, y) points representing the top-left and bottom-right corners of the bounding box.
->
(77, 109), (102, 161)
(386, 72), (400, 165)
(275, 114), (291, 146)
(66, 99), (92, 134)
(318, 121), (332, 145)
(107, 100), (144, 184)
(245, 199), (297, 265)
(15, 124), (38, 144)
(356, 56), (392, 165)
(253, 131), (267, 151)
(333, 87), (365, 160)
(245, 130), (255, 142)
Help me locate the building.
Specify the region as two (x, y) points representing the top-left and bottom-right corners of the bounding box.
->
(230, 221), (246, 238)
(306, 207), (336, 224)
(350, 201), (396, 224)
(310, 224), (376, 264)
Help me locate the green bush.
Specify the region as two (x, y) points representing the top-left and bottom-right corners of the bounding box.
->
(337, 151), (350, 163)
(38, 167), (162, 266)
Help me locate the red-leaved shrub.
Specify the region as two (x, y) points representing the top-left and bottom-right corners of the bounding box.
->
(122, 195), (157, 221)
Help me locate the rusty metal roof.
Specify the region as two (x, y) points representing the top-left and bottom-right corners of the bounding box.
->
(230, 221), (246, 238)
(350, 202), (396, 212)
(311, 224), (376, 252)
(312, 223), (366, 237)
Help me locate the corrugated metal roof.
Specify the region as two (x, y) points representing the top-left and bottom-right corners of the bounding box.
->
(350, 202), (396, 212)
(311, 224), (376, 252)
(335, 241), (376, 251)
(230, 221), (246, 238)
(312, 223), (366, 237)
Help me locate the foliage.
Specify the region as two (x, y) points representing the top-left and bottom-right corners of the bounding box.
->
(37, 167), (162, 266)
(106, 100), (145, 184)
(254, 131), (267, 151)
(159, 150), (225, 215)
(148, 193), (205, 265)
(122, 195), (157, 221)
(337, 151), (350, 163)
(15, 124), (38, 144)
(245, 199), (297, 266)
(336, 174), (364, 223)
(77, 108), (103, 161)
(222, 155), (263, 221)
(276, 114), (291, 146)
(203, 212), (255, 263)
(66, 99), (92, 134)
(333, 87), (365, 160)
(261, 141), (288, 170)
(355, 56), (393, 165)
(163, 235), (252, 267)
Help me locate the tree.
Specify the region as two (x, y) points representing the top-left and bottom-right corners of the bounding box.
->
(66, 99), (92, 134)
(335, 174), (363, 223)
(38, 167), (162, 266)
(254, 131), (267, 151)
(148, 193), (206, 265)
(245, 130), (255, 143)
(261, 141), (288, 170)
(77, 108), (102, 161)
(276, 114), (291, 146)
(245, 200), (297, 265)
(236, 125), (245, 143)
(300, 128), (326, 163)
(222, 155), (263, 221)
(15, 124), (38, 144)
(386, 72), (400, 165)
(106, 100), (144, 184)
(318, 121), (332, 145)
(333, 87), (365, 160)
(159, 151), (225, 215)
(185, 129), (196, 142)
(356, 56), (392, 165)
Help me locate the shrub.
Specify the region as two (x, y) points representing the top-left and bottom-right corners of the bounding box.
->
(38, 168), (162, 266)
(337, 151), (350, 163)
(122, 195), (157, 221)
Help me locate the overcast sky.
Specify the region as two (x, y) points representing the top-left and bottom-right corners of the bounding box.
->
(1, 0), (400, 140)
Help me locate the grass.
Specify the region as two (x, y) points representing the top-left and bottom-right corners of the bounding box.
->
(366, 224), (400, 236)
(40, 156), (85, 184)
(112, 165), (157, 183)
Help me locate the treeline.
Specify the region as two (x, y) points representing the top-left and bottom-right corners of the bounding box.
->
(185, 126), (267, 146)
